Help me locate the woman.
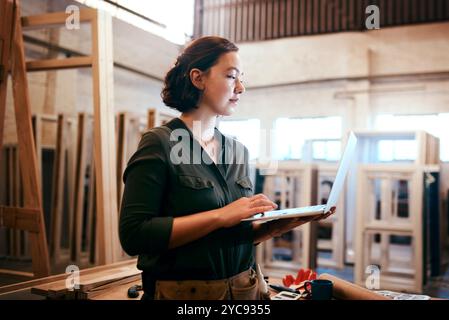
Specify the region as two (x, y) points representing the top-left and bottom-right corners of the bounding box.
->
(119, 36), (333, 300)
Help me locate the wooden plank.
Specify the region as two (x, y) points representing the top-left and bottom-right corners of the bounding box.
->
(87, 159), (96, 264)
(203, 0), (210, 35)
(82, 274), (141, 300)
(66, 118), (76, 252)
(0, 258), (136, 295)
(306, 0), (313, 34)
(31, 265), (140, 298)
(0, 148), (6, 256)
(49, 114), (66, 260)
(260, 0), (267, 39)
(210, 0), (217, 36)
(86, 278), (143, 300)
(85, 148), (95, 263)
(26, 56), (93, 72)
(0, 0), (14, 154)
(10, 0), (50, 277)
(147, 109), (156, 130)
(31, 115), (42, 192)
(387, 0), (394, 25)
(229, 0), (235, 40)
(299, 0), (306, 35)
(285, 0), (292, 36)
(71, 113), (86, 262)
(91, 9), (120, 264)
(326, 0), (333, 32)
(21, 8), (96, 29)
(223, 0), (230, 39)
(292, 0), (299, 35)
(7, 147), (14, 256)
(334, 0), (341, 31)
(272, 0), (279, 38)
(240, 0), (245, 41)
(78, 267), (140, 292)
(402, 0), (409, 24)
(278, 0), (285, 37)
(12, 145), (20, 257)
(0, 268), (33, 279)
(312, 0), (319, 33)
(266, 0), (273, 39)
(320, 0), (327, 33)
(235, 0), (242, 42)
(193, 0), (203, 37)
(341, 0), (349, 30)
(247, 0), (254, 40)
(116, 112), (127, 207)
(348, 0), (355, 29)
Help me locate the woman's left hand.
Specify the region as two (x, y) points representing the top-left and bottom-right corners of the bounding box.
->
(263, 206), (336, 238)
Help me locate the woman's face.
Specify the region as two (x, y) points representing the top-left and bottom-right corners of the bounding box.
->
(199, 51), (245, 116)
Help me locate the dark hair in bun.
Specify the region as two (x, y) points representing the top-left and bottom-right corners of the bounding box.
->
(161, 36), (238, 112)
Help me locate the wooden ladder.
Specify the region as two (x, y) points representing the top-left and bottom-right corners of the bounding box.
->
(0, 0), (122, 281)
(0, 0), (50, 278)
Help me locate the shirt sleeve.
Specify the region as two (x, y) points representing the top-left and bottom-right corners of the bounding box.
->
(119, 131), (173, 257)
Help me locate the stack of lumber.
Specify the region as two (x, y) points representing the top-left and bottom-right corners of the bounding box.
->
(28, 259), (140, 300)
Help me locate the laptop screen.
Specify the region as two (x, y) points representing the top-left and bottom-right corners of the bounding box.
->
(324, 132), (357, 213)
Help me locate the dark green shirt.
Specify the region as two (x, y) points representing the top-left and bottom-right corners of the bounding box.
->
(119, 118), (255, 296)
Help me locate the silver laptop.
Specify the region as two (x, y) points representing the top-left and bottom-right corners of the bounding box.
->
(242, 132), (357, 222)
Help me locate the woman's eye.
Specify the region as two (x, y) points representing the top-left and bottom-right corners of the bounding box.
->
(227, 75), (236, 80)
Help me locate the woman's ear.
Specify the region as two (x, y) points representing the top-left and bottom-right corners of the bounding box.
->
(189, 68), (205, 90)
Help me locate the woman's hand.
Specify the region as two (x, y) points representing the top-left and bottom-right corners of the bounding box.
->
(217, 194), (278, 228)
(254, 207), (336, 243)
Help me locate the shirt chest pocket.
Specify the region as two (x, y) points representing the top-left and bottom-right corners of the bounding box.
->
(235, 176), (254, 197)
(176, 175), (219, 212)
(179, 175), (215, 189)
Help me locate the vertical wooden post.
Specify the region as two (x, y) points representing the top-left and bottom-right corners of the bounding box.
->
(71, 113), (87, 263)
(50, 114), (66, 261)
(116, 112), (128, 208)
(91, 9), (120, 264)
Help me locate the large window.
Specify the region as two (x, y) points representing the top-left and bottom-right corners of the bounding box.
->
(273, 116), (342, 161)
(375, 113), (449, 162)
(218, 119), (261, 160)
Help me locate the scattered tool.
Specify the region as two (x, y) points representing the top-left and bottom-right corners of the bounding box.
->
(127, 284), (143, 298)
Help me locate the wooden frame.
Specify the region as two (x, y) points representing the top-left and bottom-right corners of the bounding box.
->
(316, 163), (345, 269)
(1, 114), (57, 263)
(147, 108), (178, 130)
(116, 112), (146, 208)
(255, 162), (318, 277)
(50, 114), (71, 263)
(18, 6), (120, 265)
(0, 0), (50, 277)
(354, 164), (440, 293)
(344, 130), (440, 265)
(71, 113), (96, 264)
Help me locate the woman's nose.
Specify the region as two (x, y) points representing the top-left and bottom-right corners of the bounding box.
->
(235, 79), (245, 94)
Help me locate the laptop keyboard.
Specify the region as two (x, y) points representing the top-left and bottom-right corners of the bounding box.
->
(277, 204), (326, 215)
